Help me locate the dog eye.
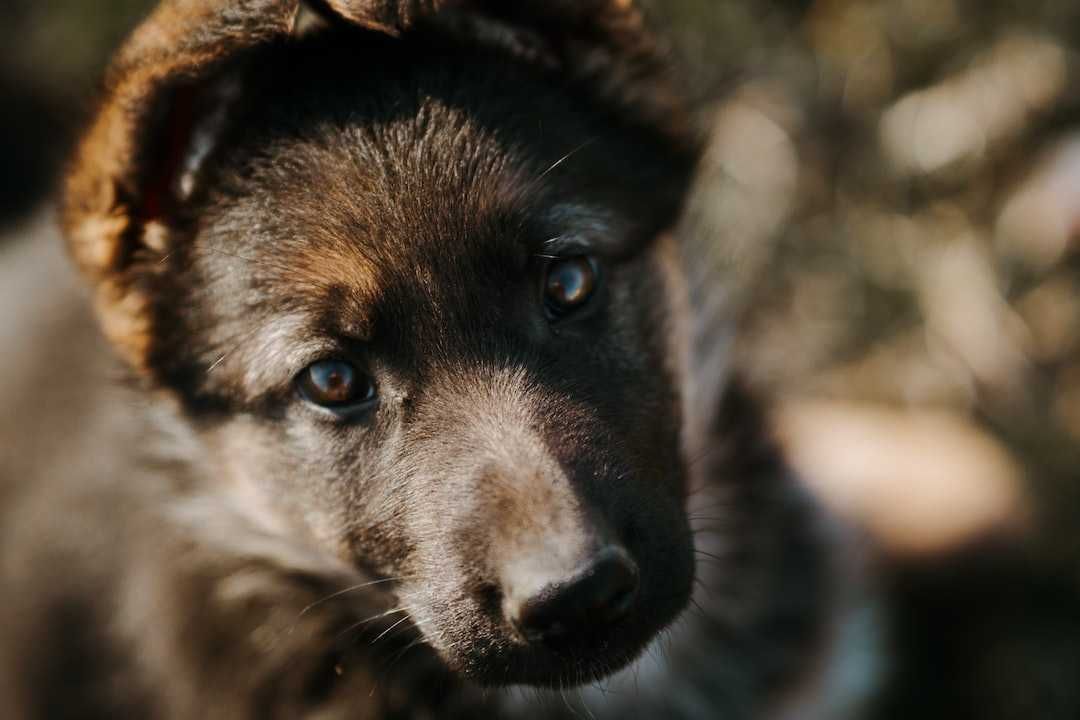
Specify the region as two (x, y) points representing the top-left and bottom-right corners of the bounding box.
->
(544, 256), (599, 318)
(296, 360), (376, 411)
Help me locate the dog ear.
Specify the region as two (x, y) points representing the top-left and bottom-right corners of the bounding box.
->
(60, 0), (450, 371)
(458, 1), (688, 141)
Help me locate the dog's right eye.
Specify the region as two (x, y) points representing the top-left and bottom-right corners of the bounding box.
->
(543, 256), (600, 319)
(296, 360), (377, 413)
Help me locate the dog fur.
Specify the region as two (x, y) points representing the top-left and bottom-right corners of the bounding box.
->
(0, 2), (831, 717)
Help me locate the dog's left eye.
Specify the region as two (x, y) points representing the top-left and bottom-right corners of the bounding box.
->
(544, 256), (600, 318)
(296, 359), (376, 412)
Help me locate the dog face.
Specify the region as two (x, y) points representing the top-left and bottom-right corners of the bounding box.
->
(62, 1), (697, 687)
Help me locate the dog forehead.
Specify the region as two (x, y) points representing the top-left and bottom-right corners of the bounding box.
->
(267, 125), (537, 282)
(196, 30), (677, 287)
(211, 98), (567, 295)
(190, 41), (659, 358)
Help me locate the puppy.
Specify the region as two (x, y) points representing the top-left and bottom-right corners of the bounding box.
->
(0, 1), (831, 717)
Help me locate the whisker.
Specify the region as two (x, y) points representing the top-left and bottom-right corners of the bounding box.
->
(694, 577), (721, 595)
(332, 606), (409, 643)
(206, 353), (228, 373)
(369, 614), (411, 645)
(579, 687), (597, 720)
(535, 138), (598, 183)
(297, 577), (405, 619)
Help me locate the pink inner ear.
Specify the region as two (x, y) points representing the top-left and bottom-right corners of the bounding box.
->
(140, 84), (200, 223)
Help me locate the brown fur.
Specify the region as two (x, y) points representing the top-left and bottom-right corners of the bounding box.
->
(0, 2), (830, 718)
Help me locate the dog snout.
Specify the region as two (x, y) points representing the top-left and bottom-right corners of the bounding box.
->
(507, 545), (639, 643)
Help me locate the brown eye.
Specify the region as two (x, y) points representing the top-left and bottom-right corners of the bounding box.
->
(544, 256), (599, 318)
(296, 360), (376, 411)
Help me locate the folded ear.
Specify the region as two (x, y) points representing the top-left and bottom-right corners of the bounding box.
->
(60, 0), (442, 370)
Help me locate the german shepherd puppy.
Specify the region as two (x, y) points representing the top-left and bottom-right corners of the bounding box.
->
(0, 1), (829, 717)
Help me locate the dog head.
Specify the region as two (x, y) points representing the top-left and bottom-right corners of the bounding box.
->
(62, 0), (697, 686)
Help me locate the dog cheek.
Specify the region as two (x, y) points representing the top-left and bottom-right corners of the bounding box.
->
(199, 419), (348, 554)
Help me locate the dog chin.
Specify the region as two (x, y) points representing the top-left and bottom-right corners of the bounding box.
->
(434, 614), (676, 688)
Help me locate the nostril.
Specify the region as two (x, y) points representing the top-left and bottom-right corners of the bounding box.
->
(512, 546), (639, 643)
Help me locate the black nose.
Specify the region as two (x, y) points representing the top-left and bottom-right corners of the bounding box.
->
(513, 546), (639, 643)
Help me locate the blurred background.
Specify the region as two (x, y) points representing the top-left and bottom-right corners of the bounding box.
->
(2, 1), (1078, 718)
